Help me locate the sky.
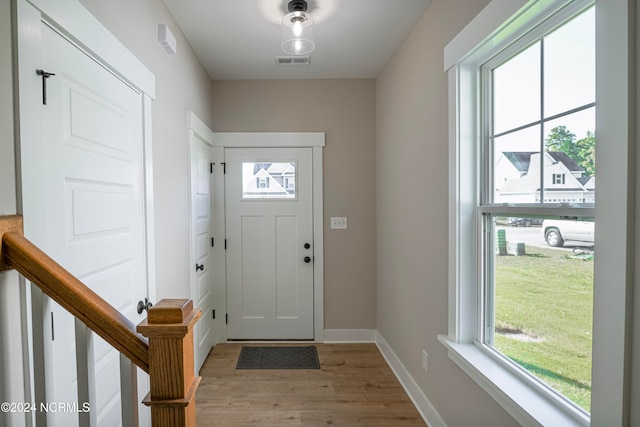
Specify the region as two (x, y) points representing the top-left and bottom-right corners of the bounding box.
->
(492, 6), (595, 141)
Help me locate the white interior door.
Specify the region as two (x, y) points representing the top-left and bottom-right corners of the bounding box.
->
(190, 132), (214, 372)
(225, 147), (314, 340)
(38, 23), (149, 426)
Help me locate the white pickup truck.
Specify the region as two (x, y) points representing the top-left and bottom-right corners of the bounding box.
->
(541, 219), (595, 247)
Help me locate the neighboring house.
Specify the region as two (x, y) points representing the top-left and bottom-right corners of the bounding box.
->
(266, 162), (296, 193)
(244, 162), (296, 198)
(495, 151), (595, 204)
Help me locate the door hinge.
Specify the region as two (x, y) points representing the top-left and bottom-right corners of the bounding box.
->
(212, 309), (215, 319)
(210, 163), (215, 174)
(51, 311), (55, 341)
(211, 237), (215, 247)
(225, 313), (228, 324)
(221, 162), (226, 174)
(224, 239), (227, 250)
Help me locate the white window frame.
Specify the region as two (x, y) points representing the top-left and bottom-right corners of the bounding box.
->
(438, 0), (634, 426)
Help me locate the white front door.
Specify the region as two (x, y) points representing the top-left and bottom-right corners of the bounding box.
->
(36, 23), (149, 426)
(190, 132), (214, 371)
(225, 147), (314, 339)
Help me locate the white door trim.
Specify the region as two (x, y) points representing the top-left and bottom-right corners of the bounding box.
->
(15, 0), (156, 424)
(186, 111), (216, 370)
(25, 0), (156, 98)
(187, 112), (227, 348)
(213, 132), (325, 342)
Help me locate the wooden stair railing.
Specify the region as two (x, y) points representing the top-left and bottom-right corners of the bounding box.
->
(0, 215), (201, 426)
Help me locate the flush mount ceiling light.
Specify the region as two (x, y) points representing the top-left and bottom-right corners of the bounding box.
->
(281, 0), (315, 56)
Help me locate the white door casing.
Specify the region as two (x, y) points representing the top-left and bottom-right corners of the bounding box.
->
(225, 147), (315, 340)
(212, 132), (324, 342)
(189, 121), (215, 372)
(210, 145), (227, 345)
(16, 1), (156, 426)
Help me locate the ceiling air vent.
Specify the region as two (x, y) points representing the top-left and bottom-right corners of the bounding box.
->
(275, 56), (311, 66)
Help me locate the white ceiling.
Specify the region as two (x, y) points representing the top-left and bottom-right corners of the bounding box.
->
(162, 0), (431, 80)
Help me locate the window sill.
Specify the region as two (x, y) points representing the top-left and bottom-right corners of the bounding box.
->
(437, 335), (589, 427)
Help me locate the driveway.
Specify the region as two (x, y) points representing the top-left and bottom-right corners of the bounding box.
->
(496, 225), (594, 251)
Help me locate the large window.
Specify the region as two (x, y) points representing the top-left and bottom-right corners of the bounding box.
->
(480, 5), (595, 414)
(435, 0), (636, 424)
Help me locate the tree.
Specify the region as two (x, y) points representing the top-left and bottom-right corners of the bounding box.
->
(576, 131), (595, 176)
(545, 126), (595, 177)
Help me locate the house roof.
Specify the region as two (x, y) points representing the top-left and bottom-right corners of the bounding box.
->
(502, 152), (533, 173)
(547, 152), (583, 172)
(267, 162), (295, 175)
(253, 163), (271, 174)
(502, 151), (584, 173)
(579, 176), (596, 189)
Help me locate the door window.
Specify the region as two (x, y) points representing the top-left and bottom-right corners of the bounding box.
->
(242, 161), (297, 199)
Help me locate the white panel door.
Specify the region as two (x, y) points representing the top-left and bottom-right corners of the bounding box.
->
(40, 23), (148, 426)
(190, 133), (214, 372)
(225, 148), (314, 339)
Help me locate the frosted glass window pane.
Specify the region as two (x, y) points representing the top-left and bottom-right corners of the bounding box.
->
(242, 162), (296, 199)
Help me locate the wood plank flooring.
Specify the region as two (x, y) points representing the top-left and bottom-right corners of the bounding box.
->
(195, 343), (427, 426)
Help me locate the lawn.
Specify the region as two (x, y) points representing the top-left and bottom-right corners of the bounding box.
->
(494, 246), (593, 412)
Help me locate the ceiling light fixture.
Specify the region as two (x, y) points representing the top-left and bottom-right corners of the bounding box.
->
(281, 0), (315, 56)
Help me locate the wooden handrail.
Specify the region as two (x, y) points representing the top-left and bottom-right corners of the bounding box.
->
(1, 224), (149, 373)
(1, 215), (202, 426)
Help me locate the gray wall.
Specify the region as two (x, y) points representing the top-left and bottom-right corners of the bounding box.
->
(377, 0), (639, 426)
(211, 79), (377, 330)
(633, 3), (640, 424)
(375, 0), (520, 425)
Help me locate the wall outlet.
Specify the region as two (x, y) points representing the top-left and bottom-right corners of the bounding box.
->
(422, 350), (429, 373)
(330, 217), (348, 229)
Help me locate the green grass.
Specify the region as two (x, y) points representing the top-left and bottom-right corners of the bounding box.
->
(494, 246), (593, 412)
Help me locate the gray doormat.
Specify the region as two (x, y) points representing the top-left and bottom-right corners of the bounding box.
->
(236, 346), (320, 370)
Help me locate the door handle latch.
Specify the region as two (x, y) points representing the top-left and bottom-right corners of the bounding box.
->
(137, 298), (153, 314)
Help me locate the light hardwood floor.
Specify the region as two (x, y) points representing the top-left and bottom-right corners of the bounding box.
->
(195, 343), (427, 426)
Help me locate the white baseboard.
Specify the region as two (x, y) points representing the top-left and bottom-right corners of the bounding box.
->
(375, 331), (447, 427)
(322, 329), (376, 343)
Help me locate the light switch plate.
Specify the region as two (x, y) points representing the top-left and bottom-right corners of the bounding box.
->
(330, 217), (348, 229)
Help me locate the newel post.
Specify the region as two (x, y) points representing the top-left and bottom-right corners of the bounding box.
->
(137, 299), (202, 427)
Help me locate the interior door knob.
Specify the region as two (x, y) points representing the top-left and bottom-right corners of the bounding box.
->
(304, 243), (311, 249)
(304, 256), (312, 263)
(137, 298), (153, 314)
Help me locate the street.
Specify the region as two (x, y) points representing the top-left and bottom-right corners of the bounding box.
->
(496, 225), (594, 251)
